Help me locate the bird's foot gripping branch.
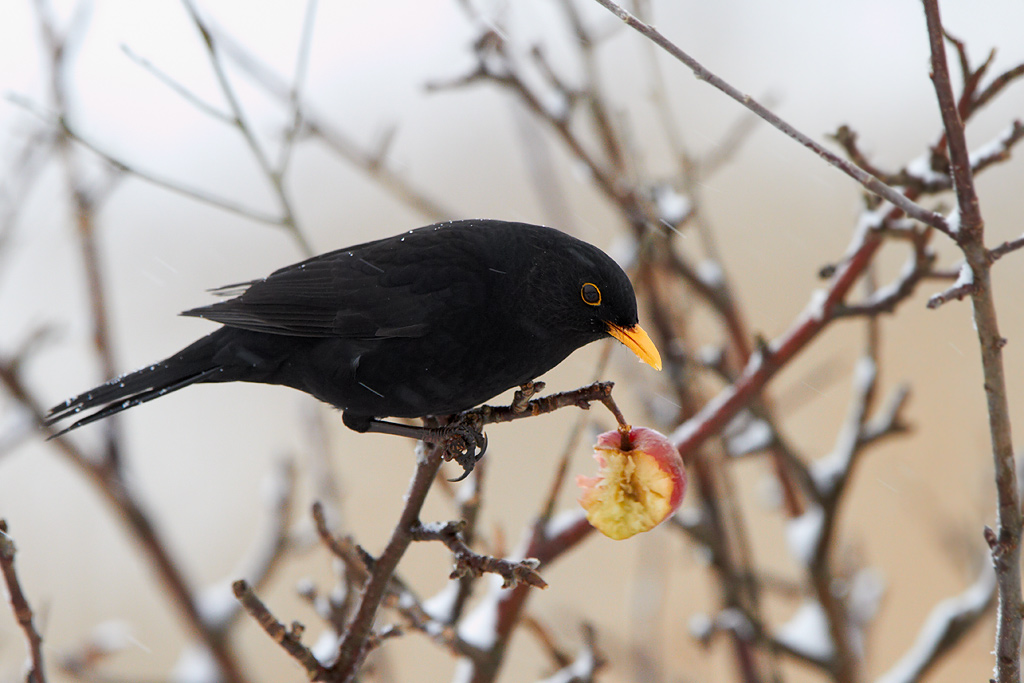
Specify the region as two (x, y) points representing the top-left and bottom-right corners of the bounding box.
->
(438, 415), (488, 478)
(438, 380), (623, 477)
(349, 411), (489, 479)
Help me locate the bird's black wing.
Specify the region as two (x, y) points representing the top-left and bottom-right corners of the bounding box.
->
(182, 228), (487, 339)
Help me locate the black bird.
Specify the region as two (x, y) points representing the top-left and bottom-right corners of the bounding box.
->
(45, 220), (661, 462)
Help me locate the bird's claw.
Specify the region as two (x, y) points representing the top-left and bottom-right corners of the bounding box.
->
(441, 417), (488, 481)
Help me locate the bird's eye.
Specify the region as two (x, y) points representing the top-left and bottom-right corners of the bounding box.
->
(581, 282), (602, 306)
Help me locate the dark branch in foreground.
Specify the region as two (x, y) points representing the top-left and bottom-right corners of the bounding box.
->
(468, 380), (618, 427)
(237, 381), (627, 680)
(233, 579), (326, 679)
(0, 520), (47, 683)
(410, 520), (547, 589)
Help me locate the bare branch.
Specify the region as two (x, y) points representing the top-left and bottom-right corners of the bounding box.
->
(275, 0), (319, 177)
(670, 215), (884, 457)
(203, 459), (298, 634)
(410, 521), (547, 589)
(0, 520), (47, 683)
(327, 442), (445, 680)
(0, 355), (248, 683)
(835, 230), (935, 317)
(926, 263), (976, 310)
(971, 63), (1024, 116)
(468, 381), (617, 427)
(990, 234), (1024, 262)
(33, 0), (123, 467)
(181, 0), (312, 256)
(922, 4), (1022, 682)
(589, 0), (951, 235)
(54, 116), (286, 226)
(120, 44), (232, 123)
(201, 17), (457, 223)
(533, 624), (602, 683)
(233, 579), (327, 679)
(456, 511), (595, 683)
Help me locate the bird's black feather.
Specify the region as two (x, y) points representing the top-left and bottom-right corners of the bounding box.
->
(45, 220), (647, 436)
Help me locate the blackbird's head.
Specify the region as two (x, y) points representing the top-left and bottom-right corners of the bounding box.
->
(527, 240), (662, 371)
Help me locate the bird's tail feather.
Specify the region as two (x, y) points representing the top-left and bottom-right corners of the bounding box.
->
(45, 338), (225, 438)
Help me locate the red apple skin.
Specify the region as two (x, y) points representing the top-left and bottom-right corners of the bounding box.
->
(578, 427), (687, 540)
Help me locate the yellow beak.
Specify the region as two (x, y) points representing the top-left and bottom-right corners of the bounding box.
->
(607, 323), (662, 371)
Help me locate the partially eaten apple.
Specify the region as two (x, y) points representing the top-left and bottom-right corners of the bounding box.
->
(578, 426), (687, 540)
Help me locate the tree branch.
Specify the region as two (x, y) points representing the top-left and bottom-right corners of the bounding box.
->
(233, 579), (327, 679)
(589, 0), (951, 235)
(922, 3), (1021, 682)
(410, 521), (547, 589)
(0, 520), (47, 683)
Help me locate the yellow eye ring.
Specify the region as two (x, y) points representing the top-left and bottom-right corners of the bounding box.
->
(581, 282), (602, 306)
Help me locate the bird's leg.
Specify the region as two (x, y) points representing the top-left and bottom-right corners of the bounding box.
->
(346, 413), (487, 479)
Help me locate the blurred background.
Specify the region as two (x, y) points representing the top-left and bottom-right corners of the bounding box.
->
(2, 1), (1024, 681)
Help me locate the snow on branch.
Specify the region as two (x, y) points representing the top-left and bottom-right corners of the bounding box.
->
(874, 568), (995, 683)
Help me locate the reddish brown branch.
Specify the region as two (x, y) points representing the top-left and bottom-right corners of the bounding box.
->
(990, 234), (1024, 262)
(233, 579), (327, 678)
(0, 520), (47, 683)
(836, 120), (1024, 195)
(926, 274), (976, 309)
(312, 504), (479, 660)
(971, 63), (1024, 116)
(924, 6), (982, 244)
(831, 125), (899, 184)
(312, 502), (372, 585)
(462, 513), (595, 683)
(671, 229), (883, 455)
(410, 521), (547, 589)
(468, 381), (616, 426)
(323, 443), (445, 681)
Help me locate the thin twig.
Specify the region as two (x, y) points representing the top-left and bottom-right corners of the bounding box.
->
(410, 521), (547, 589)
(212, 459), (297, 633)
(233, 579), (327, 678)
(990, 234), (1024, 262)
(201, 17), (456, 223)
(275, 0), (319, 177)
(34, 0), (123, 468)
(926, 280), (976, 310)
(459, 512), (595, 683)
(0, 358), (247, 683)
(467, 381), (616, 426)
(670, 225), (884, 457)
(120, 44), (232, 123)
(181, 0), (313, 256)
(54, 117), (285, 226)
(0, 520), (47, 683)
(313, 502), (480, 660)
(589, 0), (951, 235)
